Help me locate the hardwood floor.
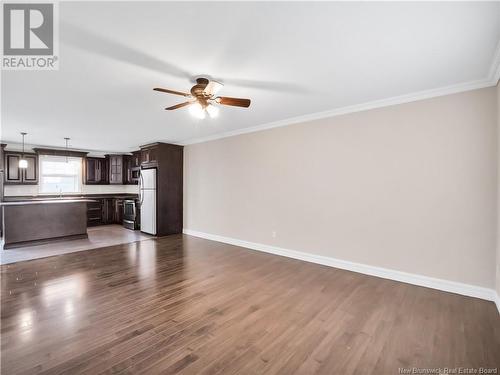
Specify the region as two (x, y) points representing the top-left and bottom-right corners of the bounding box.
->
(1, 235), (499, 374)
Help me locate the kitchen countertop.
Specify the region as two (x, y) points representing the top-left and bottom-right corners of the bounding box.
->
(2, 194), (138, 202)
(0, 199), (96, 206)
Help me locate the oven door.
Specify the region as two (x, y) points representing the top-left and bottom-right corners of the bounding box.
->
(123, 200), (136, 229)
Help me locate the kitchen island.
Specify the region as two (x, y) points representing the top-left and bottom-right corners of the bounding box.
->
(1, 199), (95, 249)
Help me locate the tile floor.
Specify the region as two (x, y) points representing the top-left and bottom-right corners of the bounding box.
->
(0, 225), (153, 264)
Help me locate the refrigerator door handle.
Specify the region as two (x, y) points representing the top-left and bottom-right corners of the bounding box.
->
(139, 173), (145, 206)
(138, 173), (141, 203)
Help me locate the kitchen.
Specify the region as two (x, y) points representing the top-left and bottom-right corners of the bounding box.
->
(0, 138), (183, 262)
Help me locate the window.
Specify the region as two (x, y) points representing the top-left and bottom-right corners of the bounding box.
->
(39, 155), (82, 194)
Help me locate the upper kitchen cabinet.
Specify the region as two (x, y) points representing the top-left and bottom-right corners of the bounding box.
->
(4, 152), (38, 184)
(131, 151), (140, 168)
(107, 155), (124, 184)
(124, 154), (140, 185)
(83, 157), (108, 184)
(5, 153), (21, 183)
(84, 154), (139, 185)
(140, 144), (158, 167)
(23, 155), (38, 183)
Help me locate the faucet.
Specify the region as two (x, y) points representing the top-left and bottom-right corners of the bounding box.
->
(59, 187), (63, 199)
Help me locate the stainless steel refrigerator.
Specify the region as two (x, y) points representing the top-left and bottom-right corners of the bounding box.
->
(139, 168), (156, 235)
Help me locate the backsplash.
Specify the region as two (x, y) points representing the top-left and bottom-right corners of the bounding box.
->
(4, 184), (139, 197)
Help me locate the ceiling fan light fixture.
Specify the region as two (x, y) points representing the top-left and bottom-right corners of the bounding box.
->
(154, 78), (250, 117)
(189, 102), (206, 119)
(206, 104), (219, 118)
(204, 80), (223, 96)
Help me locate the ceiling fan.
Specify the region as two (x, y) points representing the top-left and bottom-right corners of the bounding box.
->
(153, 78), (251, 119)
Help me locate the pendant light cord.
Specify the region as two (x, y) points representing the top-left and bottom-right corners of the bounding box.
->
(64, 137), (70, 162)
(21, 132), (26, 158)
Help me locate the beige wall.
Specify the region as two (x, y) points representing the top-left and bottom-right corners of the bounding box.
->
(184, 87), (498, 289)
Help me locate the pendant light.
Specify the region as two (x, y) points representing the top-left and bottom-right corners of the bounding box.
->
(64, 137), (70, 163)
(19, 132), (28, 169)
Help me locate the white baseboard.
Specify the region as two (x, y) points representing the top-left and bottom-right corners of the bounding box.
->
(494, 293), (500, 315)
(183, 229), (499, 312)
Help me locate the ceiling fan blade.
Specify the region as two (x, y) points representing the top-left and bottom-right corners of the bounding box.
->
(165, 101), (193, 110)
(153, 87), (190, 97)
(216, 96), (251, 108)
(203, 80), (224, 96)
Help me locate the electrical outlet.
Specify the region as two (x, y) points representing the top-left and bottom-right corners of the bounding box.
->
(272, 231), (276, 238)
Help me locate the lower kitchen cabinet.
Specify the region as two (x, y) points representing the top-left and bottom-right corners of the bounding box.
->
(87, 197), (129, 226)
(87, 199), (104, 226)
(103, 198), (115, 223)
(114, 199), (124, 223)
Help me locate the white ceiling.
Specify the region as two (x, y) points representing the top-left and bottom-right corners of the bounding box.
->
(1, 1), (500, 152)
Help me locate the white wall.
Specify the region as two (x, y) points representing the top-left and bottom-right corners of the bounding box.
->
(184, 87), (497, 289)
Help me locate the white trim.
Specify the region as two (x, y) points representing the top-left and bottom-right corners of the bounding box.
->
(180, 78), (495, 145)
(494, 293), (500, 315)
(183, 229), (497, 305)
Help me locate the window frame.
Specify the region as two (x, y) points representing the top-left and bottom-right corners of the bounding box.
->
(38, 155), (83, 195)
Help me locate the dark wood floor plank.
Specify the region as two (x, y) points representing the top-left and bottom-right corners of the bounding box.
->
(1, 234), (499, 375)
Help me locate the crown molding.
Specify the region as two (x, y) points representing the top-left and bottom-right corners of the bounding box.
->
(181, 78), (494, 146)
(181, 43), (500, 146)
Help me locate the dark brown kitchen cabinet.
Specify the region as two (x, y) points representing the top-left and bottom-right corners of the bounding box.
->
(140, 145), (158, 167)
(129, 150), (141, 184)
(131, 151), (140, 168)
(139, 142), (183, 236)
(5, 154), (20, 183)
(123, 155), (139, 185)
(123, 155), (131, 182)
(114, 198), (124, 223)
(83, 157), (107, 184)
(4, 152), (38, 184)
(87, 199), (104, 226)
(103, 198), (115, 223)
(23, 155), (38, 183)
(87, 197), (126, 225)
(107, 155), (123, 184)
